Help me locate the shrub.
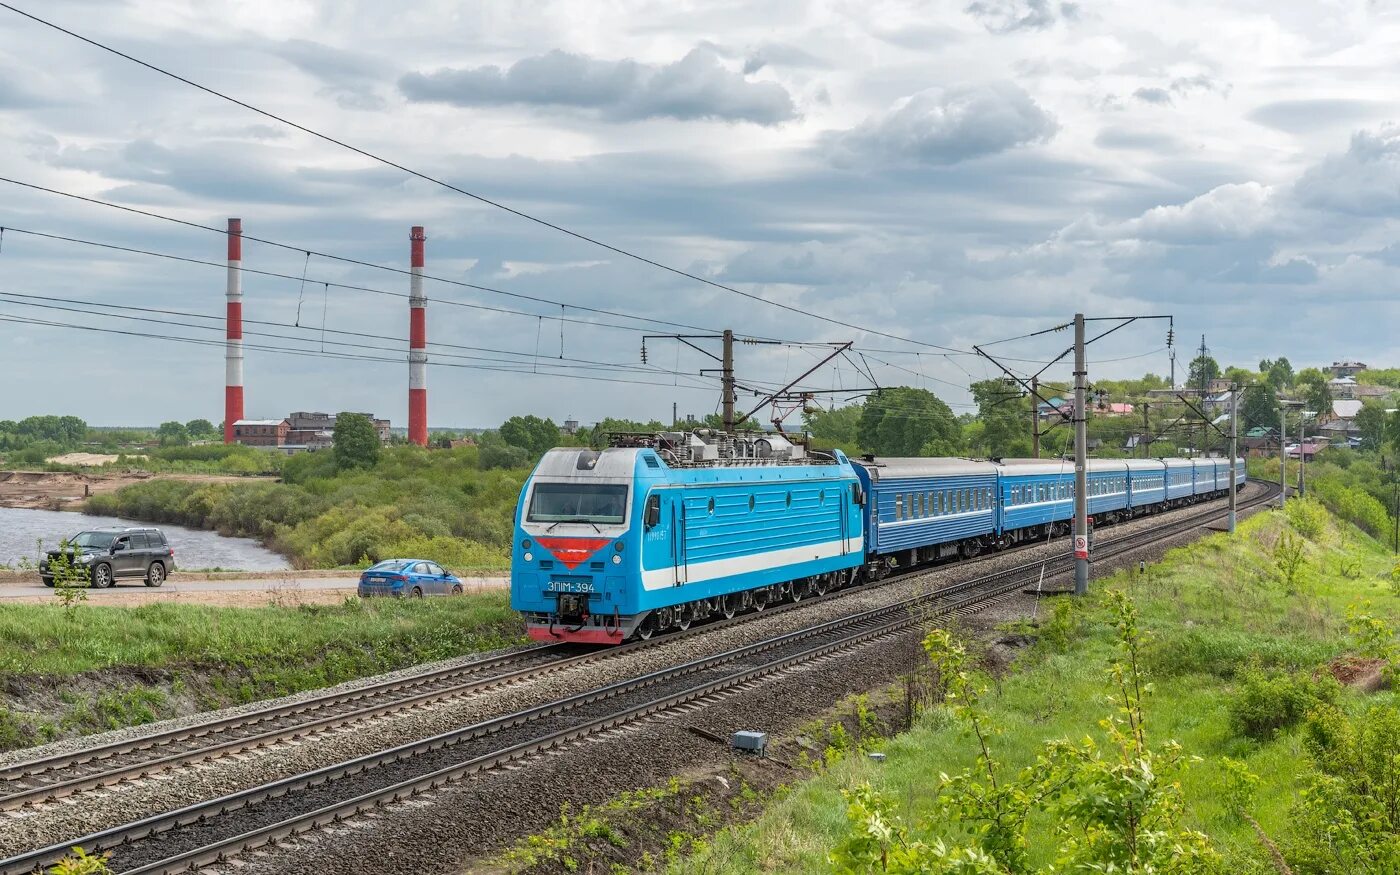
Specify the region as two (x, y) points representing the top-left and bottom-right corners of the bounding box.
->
(1226, 666), (1339, 740)
(1285, 498), (1329, 540)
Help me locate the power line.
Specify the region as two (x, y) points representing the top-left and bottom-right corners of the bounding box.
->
(0, 3), (972, 355)
(0, 292), (713, 387)
(0, 311), (720, 391)
(0, 182), (719, 336)
(0, 289), (699, 379)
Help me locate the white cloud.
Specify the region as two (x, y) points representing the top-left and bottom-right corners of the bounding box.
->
(399, 47), (797, 125)
(830, 82), (1057, 166)
(1295, 126), (1400, 216)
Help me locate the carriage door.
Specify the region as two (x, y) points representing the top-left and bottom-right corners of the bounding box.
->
(672, 497), (688, 585)
(840, 486), (851, 554)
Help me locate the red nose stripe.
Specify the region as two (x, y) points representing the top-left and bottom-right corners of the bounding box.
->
(535, 536), (612, 569)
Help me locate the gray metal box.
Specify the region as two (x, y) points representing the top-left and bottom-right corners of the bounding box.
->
(731, 730), (768, 753)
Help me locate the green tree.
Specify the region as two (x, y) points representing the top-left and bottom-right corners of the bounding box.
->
(968, 379), (1032, 459)
(805, 403), (863, 448)
(156, 421), (189, 447)
(1297, 369), (1333, 416)
(858, 387), (961, 457)
(1356, 403), (1391, 449)
(499, 415), (560, 457)
(332, 412), (381, 470)
(1242, 384), (1280, 432)
(1267, 357), (1294, 390)
(184, 419), (216, 438)
(1187, 355), (1221, 392)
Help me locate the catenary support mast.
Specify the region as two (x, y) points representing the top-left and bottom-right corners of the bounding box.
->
(1073, 313), (1089, 596)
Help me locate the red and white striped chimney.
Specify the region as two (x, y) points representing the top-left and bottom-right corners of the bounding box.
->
(224, 218), (244, 444)
(408, 226), (428, 446)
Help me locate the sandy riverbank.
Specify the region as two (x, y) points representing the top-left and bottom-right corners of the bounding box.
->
(0, 470), (275, 510)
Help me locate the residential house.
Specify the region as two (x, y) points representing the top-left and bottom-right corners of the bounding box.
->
(1036, 396), (1072, 421)
(1098, 402), (1136, 417)
(1330, 361), (1368, 379)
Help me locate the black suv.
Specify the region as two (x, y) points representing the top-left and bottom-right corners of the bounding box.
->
(40, 527), (176, 588)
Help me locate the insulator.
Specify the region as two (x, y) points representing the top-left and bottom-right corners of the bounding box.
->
(640, 342), (647, 364)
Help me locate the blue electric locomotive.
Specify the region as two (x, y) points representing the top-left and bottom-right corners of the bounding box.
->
(510, 429), (1246, 644)
(510, 434), (864, 643)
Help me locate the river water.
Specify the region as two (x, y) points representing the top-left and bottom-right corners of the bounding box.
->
(0, 507), (290, 571)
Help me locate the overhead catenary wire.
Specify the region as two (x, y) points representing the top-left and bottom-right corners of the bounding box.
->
(0, 223), (714, 336)
(0, 188), (722, 336)
(0, 310), (718, 391)
(0, 289), (700, 379)
(0, 3), (973, 356)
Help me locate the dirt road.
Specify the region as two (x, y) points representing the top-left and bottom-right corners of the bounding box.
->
(0, 575), (508, 608)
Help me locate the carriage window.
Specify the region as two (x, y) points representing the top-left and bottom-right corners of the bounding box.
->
(895, 495), (903, 520)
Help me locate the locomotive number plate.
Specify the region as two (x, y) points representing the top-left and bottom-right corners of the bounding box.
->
(546, 580), (597, 593)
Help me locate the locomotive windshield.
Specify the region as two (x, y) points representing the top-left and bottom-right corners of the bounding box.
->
(526, 483), (629, 525)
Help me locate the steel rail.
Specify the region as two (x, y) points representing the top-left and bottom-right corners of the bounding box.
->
(0, 481), (1276, 875)
(1, 483), (1235, 806)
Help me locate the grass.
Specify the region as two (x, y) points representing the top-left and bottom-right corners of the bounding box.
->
(673, 503), (1400, 874)
(0, 593), (526, 751)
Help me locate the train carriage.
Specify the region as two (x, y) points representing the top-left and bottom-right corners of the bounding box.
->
(851, 458), (999, 563)
(1190, 459), (1217, 497)
(995, 461), (1075, 538)
(1125, 459), (1167, 511)
(1164, 458), (1194, 502)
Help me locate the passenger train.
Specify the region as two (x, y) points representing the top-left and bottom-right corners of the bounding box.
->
(509, 431), (1245, 644)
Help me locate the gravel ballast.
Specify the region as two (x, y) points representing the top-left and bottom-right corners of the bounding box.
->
(0, 486), (1268, 862)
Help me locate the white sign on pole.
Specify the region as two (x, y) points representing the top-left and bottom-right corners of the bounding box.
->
(1073, 535), (1089, 559)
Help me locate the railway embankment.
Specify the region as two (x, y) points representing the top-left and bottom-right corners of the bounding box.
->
(659, 501), (1400, 874)
(0, 593), (525, 754)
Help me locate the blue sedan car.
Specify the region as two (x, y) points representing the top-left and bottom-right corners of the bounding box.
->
(358, 559), (463, 598)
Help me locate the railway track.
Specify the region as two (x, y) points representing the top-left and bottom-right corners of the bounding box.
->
(0, 481), (1277, 875)
(0, 485), (1256, 815)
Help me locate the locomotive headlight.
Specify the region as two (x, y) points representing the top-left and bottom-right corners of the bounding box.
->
(523, 552), (534, 562)
(521, 539), (532, 550)
(611, 553), (622, 565)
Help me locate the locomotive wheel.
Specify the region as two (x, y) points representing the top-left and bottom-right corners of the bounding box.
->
(813, 576), (828, 596)
(677, 615), (692, 631)
(635, 616), (656, 640)
(752, 594), (767, 612)
(719, 596), (736, 620)
(789, 583), (803, 603)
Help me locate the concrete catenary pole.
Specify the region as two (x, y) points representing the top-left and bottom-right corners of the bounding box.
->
(1031, 376), (1041, 459)
(1073, 313), (1089, 596)
(408, 226), (428, 447)
(1279, 403), (1288, 507)
(1298, 410), (1307, 497)
(1228, 385), (1238, 533)
(224, 218), (244, 444)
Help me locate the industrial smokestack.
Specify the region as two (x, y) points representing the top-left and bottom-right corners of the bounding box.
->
(408, 226), (428, 446)
(224, 218), (244, 444)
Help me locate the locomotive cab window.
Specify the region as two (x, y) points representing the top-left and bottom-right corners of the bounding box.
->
(527, 483), (628, 525)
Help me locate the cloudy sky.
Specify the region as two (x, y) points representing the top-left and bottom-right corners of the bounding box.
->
(1, 0), (1398, 428)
